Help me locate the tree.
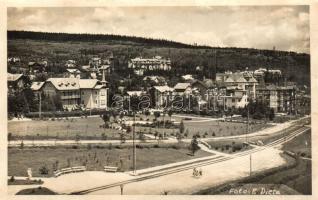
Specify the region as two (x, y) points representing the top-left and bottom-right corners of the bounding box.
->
(126, 126), (132, 134)
(144, 110), (150, 120)
(75, 134), (80, 144)
(154, 111), (161, 121)
(176, 132), (182, 142)
(101, 112), (111, 128)
(168, 109), (173, 122)
(189, 136), (200, 156)
(162, 112), (166, 128)
(8, 132), (13, 144)
(120, 133), (126, 144)
(179, 120), (185, 134)
(154, 111), (161, 128)
(154, 131), (158, 140)
(269, 108), (275, 121)
(112, 110), (118, 123)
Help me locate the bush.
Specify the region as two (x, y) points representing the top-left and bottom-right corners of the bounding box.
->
(171, 145), (180, 150)
(39, 166), (49, 175)
(136, 144), (144, 149)
(153, 144), (160, 148)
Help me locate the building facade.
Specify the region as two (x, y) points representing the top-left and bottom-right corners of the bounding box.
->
(40, 77), (108, 111)
(256, 85), (296, 113)
(128, 56), (171, 76)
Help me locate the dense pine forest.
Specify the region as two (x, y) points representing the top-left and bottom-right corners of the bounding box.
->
(7, 31), (310, 87)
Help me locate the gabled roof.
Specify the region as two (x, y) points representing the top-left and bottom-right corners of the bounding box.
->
(203, 79), (215, 88)
(126, 91), (144, 96)
(78, 79), (99, 89)
(225, 73), (249, 83)
(47, 78), (80, 90)
(236, 77), (247, 83)
(153, 86), (173, 93)
(191, 80), (208, 89)
(225, 77), (234, 83)
(248, 77), (258, 83)
(174, 83), (191, 90)
(181, 74), (194, 80)
(31, 82), (45, 91)
(66, 68), (81, 73)
(7, 73), (23, 82)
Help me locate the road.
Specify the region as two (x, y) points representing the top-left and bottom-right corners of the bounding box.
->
(35, 125), (309, 195)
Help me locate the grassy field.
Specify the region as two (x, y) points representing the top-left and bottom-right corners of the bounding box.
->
(8, 115), (270, 140)
(206, 140), (252, 154)
(8, 145), (212, 177)
(282, 129), (311, 158)
(8, 117), (127, 140)
(182, 120), (270, 139)
(251, 158), (311, 195)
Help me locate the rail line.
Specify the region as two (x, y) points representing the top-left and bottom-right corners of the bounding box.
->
(70, 125), (310, 195)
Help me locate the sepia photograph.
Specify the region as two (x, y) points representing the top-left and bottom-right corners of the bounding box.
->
(4, 4), (313, 196)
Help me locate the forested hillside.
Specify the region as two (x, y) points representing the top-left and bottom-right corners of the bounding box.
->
(7, 31), (310, 86)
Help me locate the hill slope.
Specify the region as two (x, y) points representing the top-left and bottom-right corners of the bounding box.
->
(7, 31), (310, 86)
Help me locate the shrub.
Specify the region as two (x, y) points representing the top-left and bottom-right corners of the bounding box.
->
(153, 144), (160, 148)
(9, 176), (15, 182)
(39, 166), (49, 175)
(171, 145), (180, 150)
(136, 144), (144, 149)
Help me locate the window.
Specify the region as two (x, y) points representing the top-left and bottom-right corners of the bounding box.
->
(95, 100), (98, 104)
(101, 100), (105, 105)
(100, 91), (105, 96)
(232, 99), (235, 103)
(95, 91), (98, 95)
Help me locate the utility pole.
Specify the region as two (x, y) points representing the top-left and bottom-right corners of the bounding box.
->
(250, 154), (252, 176)
(132, 111), (136, 175)
(246, 103), (249, 143)
(39, 92), (42, 119)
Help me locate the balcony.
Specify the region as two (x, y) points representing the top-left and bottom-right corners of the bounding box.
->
(61, 94), (80, 100)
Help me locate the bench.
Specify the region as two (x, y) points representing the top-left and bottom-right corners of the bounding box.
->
(71, 166), (86, 173)
(104, 166), (118, 173)
(53, 166), (86, 177)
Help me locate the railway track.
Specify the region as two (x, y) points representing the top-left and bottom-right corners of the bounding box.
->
(70, 125), (310, 195)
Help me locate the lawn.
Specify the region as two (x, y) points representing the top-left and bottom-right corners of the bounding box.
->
(282, 130), (311, 158)
(253, 158), (311, 195)
(182, 120), (270, 139)
(206, 140), (253, 154)
(8, 117), (127, 140)
(8, 145), (212, 177)
(8, 115), (271, 141)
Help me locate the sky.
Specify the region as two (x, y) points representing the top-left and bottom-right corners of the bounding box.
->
(7, 6), (310, 53)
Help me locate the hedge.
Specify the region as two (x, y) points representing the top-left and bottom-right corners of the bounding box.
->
(25, 109), (107, 118)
